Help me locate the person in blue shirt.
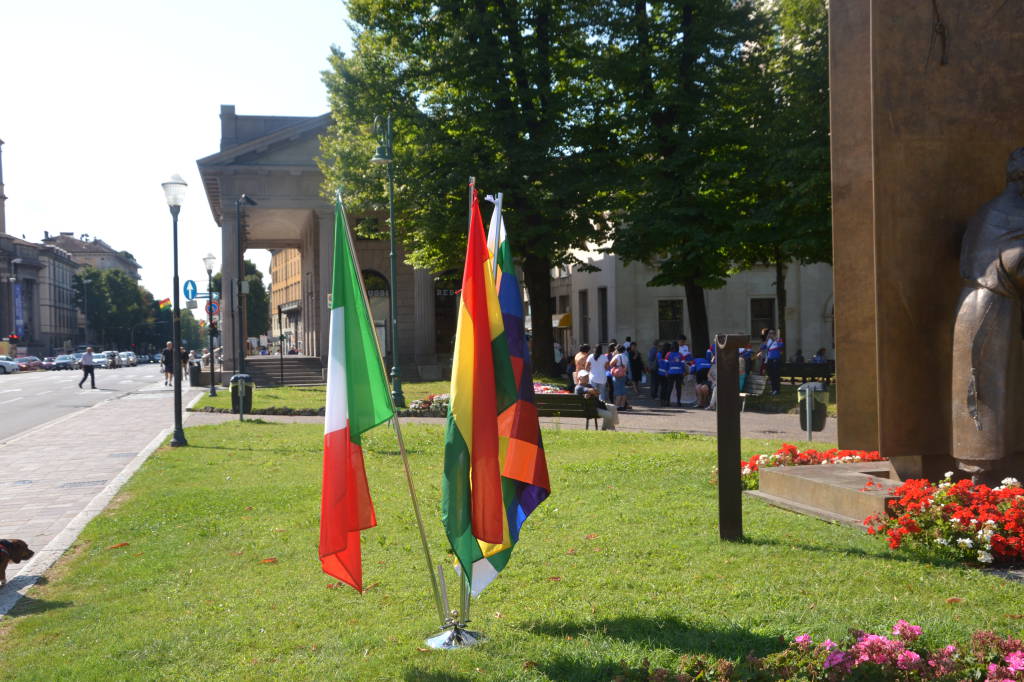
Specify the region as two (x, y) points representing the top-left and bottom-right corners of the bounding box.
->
(647, 341), (660, 399)
(764, 328), (784, 395)
(663, 343), (686, 407)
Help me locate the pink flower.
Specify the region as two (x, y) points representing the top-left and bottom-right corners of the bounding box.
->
(824, 650), (852, 672)
(794, 634), (812, 646)
(1005, 650), (1024, 672)
(821, 639), (837, 650)
(897, 649), (922, 670)
(892, 619), (923, 642)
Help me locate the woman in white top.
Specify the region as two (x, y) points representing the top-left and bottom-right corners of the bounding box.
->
(586, 343), (609, 398)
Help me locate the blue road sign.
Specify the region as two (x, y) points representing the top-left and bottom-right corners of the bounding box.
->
(183, 280), (198, 300)
(206, 301), (220, 315)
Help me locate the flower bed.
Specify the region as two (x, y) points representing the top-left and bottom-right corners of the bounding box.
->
(619, 622), (1024, 681)
(866, 473), (1024, 565)
(737, 443), (886, 489)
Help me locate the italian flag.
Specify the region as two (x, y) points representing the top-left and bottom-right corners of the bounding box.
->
(320, 198), (394, 592)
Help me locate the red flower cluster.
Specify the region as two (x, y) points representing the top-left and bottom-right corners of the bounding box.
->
(738, 444), (885, 489)
(866, 474), (1024, 564)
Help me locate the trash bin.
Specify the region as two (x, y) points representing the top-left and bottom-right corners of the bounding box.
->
(188, 363), (201, 385)
(230, 373), (254, 414)
(798, 382), (828, 432)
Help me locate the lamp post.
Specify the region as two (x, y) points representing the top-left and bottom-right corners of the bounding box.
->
(9, 258), (22, 342)
(234, 194), (256, 374)
(203, 253), (218, 397)
(162, 174), (188, 448)
(371, 114), (405, 407)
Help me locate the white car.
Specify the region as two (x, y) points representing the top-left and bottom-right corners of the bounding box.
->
(119, 351), (137, 367)
(0, 355), (20, 374)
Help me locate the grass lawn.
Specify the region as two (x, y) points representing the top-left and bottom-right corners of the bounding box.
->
(2, 423), (1020, 680)
(192, 381), (451, 412)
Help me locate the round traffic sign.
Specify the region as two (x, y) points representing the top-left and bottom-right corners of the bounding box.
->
(206, 301), (219, 315)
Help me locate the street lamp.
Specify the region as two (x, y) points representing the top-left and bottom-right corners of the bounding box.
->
(371, 114), (405, 407)
(203, 252), (218, 397)
(9, 258), (22, 342)
(162, 174), (188, 448)
(234, 194), (256, 374)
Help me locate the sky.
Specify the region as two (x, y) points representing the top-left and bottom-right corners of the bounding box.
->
(1, 0), (353, 299)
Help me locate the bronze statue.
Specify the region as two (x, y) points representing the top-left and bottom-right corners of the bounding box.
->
(952, 148), (1024, 483)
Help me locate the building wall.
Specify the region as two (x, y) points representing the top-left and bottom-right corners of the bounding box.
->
(269, 248), (302, 341)
(559, 244), (834, 359)
(36, 246), (79, 352)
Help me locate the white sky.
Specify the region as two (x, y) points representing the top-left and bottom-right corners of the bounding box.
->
(1, 0), (353, 298)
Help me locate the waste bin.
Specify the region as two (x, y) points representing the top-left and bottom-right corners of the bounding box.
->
(188, 363), (201, 385)
(230, 373), (254, 414)
(798, 382), (828, 432)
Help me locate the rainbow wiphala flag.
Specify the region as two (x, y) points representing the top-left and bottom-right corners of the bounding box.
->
(441, 185), (550, 595)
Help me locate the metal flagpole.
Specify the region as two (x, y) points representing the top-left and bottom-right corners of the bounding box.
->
(336, 192), (447, 631)
(459, 177), (475, 630)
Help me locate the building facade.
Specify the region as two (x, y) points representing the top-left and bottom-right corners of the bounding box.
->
(41, 232), (141, 280)
(550, 244), (834, 359)
(269, 248), (303, 349)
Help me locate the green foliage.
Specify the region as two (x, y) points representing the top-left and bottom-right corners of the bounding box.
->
(73, 266), (156, 350)
(319, 0), (625, 371)
(3, 423), (1024, 679)
(212, 259), (270, 339)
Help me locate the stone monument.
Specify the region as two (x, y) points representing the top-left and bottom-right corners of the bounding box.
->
(830, 1), (1024, 480)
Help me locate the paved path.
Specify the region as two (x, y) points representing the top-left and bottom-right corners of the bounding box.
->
(0, 380), (201, 613)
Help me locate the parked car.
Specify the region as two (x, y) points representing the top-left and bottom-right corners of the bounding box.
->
(0, 355), (19, 374)
(151, 353), (163, 364)
(40, 357), (57, 370)
(119, 351), (137, 367)
(54, 354), (78, 370)
(91, 354), (109, 369)
(102, 351), (120, 368)
(16, 356), (42, 371)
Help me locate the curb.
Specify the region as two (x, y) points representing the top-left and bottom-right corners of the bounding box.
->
(0, 427), (172, 619)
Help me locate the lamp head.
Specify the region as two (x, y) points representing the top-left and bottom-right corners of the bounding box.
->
(238, 193), (257, 207)
(202, 253), (217, 274)
(370, 144), (391, 165)
(161, 174), (188, 207)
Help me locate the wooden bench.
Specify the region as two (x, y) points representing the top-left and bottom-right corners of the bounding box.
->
(780, 362), (835, 385)
(534, 393), (600, 430)
(740, 374), (769, 412)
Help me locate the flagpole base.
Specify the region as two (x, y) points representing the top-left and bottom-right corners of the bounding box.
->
(424, 625), (484, 650)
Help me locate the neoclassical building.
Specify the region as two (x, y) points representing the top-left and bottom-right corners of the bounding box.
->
(197, 106), (452, 378)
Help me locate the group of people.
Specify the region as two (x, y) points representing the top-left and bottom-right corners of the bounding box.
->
(565, 328), (801, 422)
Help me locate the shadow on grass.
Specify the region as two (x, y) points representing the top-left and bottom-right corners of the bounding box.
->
(401, 670), (472, 681)
(4, 592), (72, 618)
(741, 534), (963, 569)
(524, 616), (783, 661)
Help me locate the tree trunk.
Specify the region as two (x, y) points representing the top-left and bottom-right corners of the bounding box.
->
(774, 252), (787, 346)
(684, 280), (710, 355)
(521, 252), (555, 377)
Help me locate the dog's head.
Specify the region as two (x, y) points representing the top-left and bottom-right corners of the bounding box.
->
(0, 539), (34, 563)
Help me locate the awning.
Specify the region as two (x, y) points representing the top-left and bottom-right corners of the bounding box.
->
(552, 313), (572, 328)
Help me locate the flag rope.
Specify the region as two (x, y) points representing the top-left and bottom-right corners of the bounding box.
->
(336, 191), (447, 629)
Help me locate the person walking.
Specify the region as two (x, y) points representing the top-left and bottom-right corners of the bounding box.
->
(764, 329), (785, 395)
(665, 343), (686, 406)
(609, 344), (630, 409)
(586, 343), (609, 402)
(161, 341), (174, 386)
(78, 346), (96, 389)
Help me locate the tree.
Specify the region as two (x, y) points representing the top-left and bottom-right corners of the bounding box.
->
(594, 0), (773, 353)
(319, 0), (620, 373)
(73, 267), (152, 349)
(729, 0), (832, 344)
(212, 259), (270, 339)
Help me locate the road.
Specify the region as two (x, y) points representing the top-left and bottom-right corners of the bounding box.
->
(0, 363), (176, 442)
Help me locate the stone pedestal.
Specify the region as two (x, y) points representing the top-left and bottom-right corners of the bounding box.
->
(830, 1), (1024, 480)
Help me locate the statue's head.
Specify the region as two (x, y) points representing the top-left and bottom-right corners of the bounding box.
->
(1007, 147), (1024, 183)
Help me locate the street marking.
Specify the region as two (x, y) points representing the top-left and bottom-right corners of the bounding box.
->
(0, 397), (23, 405)
(0, 389), (22, 394)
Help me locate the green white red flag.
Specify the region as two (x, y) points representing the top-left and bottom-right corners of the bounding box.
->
(320, 197), (394, 592)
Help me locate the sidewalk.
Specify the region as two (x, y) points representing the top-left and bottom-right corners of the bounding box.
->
(0, 383), (200, 612)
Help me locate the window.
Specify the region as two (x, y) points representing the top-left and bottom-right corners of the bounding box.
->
(597, 287), (609, 343)
(750, 298), (777, 340)
(658, 299), (684, 340)
(578, 289), (590, 343)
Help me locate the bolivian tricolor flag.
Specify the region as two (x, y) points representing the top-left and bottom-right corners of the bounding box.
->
(442, 183), (544, 595)
(320, 198), (394, 592)
(158, 298), (171, 310)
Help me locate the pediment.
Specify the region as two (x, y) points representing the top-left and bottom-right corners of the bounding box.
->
(197, 114), (330, 169)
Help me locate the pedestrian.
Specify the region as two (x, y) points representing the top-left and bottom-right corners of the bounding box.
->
(78, 346), (96, 389)
(664, 343), (686, 406)
(161, 341), (174, 386)
(586, 343), (608, 401)
(647, 340), (660, 398)
(609, 344), (630, 409)
(764, 329), (785, 395)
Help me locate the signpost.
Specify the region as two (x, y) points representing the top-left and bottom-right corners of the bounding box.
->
(206, 301), (219, 316)
(183, 280), (198, 300)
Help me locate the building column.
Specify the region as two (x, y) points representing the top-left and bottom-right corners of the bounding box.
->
(413, 268), (435, 368)
(220, 204), (240, 373)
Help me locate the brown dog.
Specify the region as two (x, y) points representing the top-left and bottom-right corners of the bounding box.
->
(0, 539), (35, 587)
